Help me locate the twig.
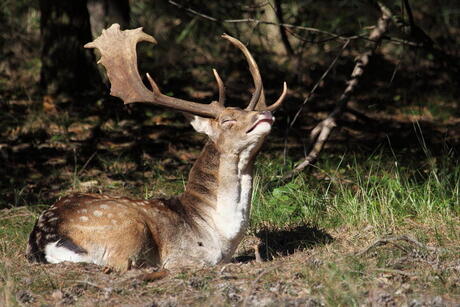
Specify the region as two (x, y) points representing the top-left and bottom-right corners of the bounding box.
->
(357, 234), (441, 257)
(274, 0), (294, 55)
(393, 0), (460, 74)
(76, 280), (106, 290)
(403, 0), (434, 47)
(77, 151), (97, 176)
(282, 2), (392, 181)
(168, 0), (358, 41)
(283, 39), (350, 163)
(253, 244), (263, 263)
(169, 0), (424, 48)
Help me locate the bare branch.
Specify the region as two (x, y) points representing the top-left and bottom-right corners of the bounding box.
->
(283, 39), (350, 162)
(394, 0), (460, 74)
(274, 0), (294, 55)
(168, 0), (358, 41)
(283, 2), (392, 180)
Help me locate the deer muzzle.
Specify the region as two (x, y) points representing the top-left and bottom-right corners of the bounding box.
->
(246, 111), (274, 134)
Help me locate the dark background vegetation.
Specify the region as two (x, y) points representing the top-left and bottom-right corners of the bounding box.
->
(0, 0), (459, 208)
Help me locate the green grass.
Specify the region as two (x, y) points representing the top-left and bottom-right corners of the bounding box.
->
(251, 150), (459, 234)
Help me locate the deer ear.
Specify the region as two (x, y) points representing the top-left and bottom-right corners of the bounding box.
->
(184, 114), (219, 140)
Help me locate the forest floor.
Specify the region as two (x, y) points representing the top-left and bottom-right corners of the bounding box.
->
(1, 205), (459, 306)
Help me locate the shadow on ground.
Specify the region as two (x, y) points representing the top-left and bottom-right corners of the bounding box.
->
(235, 225), (333, 262)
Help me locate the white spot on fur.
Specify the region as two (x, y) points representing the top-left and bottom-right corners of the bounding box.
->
(107, 213), (113, 218)
(48, 217), (59, 222)
(44, 241), (108, 266)
(80, 216), (89, 222)
(99, 204), (109, 209)
(111, 219), (118, 225)
(93, 210), (103, 217)
(45, 241), (87, 264)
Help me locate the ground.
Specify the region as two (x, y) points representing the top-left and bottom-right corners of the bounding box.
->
(1, 207), (459, 306)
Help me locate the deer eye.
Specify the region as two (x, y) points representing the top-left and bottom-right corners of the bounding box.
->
(221, 118), (236, 127)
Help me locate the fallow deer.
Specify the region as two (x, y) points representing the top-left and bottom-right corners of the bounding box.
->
(26, 24), (287, 271)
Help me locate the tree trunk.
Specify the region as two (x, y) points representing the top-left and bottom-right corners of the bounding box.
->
(87, 0), (130, 39)
(39, 0), (102, 97)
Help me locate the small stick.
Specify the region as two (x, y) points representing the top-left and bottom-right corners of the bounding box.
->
(357, 234), (441, 257)
(253, 244), (263, 263)
(168, 0), (357, 41)
(283, 39), (350, 163)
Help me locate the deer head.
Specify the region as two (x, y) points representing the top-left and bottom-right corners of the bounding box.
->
(84, 24), (287, 155)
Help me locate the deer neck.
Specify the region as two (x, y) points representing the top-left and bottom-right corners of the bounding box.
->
(180, 141), (257, 246)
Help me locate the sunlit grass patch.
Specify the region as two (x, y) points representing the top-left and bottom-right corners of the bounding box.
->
(252, 150), (460, 234)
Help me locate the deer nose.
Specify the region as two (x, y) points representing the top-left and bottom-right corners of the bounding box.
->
(259, 111), (272, 117)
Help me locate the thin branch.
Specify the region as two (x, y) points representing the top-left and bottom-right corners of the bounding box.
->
(169, 0), (425, 49)
(289, 40), (351, 129)
(357, 234), (442, 257)
(168, 0), (358, 41)
(274, 0), (294, 55)
(283, 2), (392, 181)
(396, 0), (459, 74)
(283, 39), (350, 162)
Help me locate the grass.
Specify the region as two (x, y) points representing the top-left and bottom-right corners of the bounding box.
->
(1, 144), (459, 305)
(252, 150), (459, 233)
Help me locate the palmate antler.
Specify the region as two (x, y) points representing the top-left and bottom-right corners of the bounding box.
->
(85, 24), (287, 117)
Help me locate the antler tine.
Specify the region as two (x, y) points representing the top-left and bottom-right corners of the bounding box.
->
(221, 34), (288, 112)
(85, 24), (224, 118)
(221, 34), (264, 111)
(266, 81), (288, 112)
(146, 72), (161, 95)
(212, 69), (225, 107)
